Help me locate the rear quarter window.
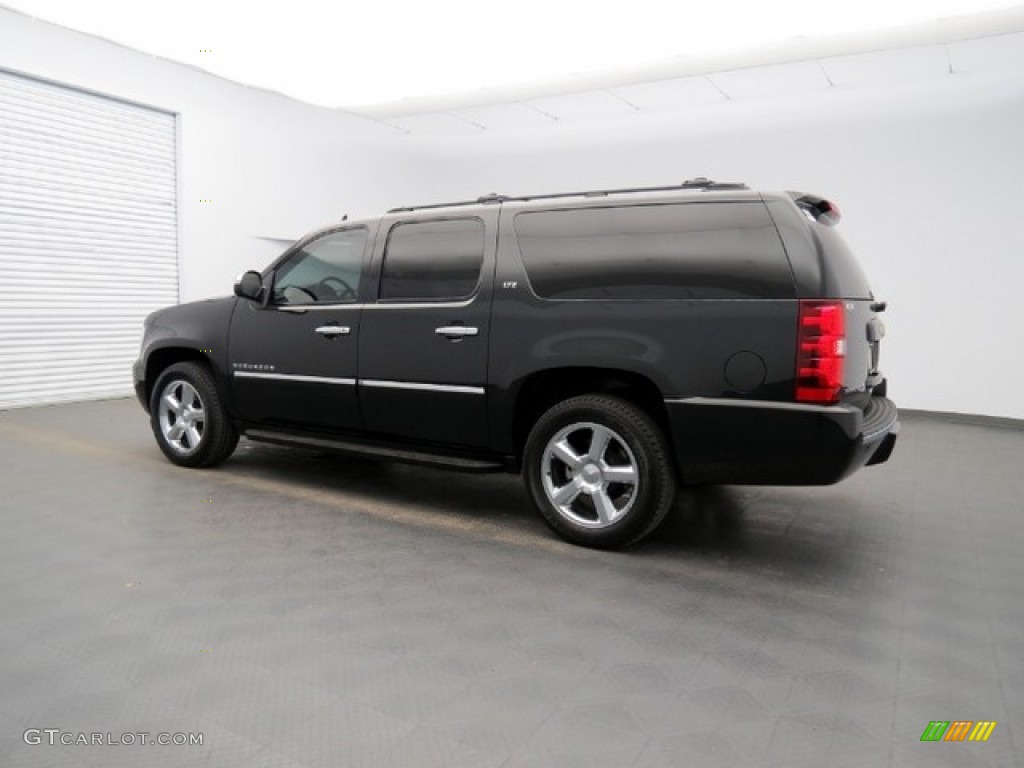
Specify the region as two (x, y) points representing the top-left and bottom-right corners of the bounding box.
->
(514, 202), (794, 300)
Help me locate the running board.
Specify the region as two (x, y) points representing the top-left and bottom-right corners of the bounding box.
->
(244, 428), (509, 473)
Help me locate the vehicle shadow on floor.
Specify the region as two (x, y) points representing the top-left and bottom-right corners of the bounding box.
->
(224, 440), (868, 585)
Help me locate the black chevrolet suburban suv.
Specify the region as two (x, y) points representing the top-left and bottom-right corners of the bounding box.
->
(135, 179), (898, 548)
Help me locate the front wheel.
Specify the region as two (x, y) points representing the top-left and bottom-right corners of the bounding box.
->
(149, 361), (238, 468)
(523, 395), (677, 549)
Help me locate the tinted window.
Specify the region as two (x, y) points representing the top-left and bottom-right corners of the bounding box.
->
(380, 219), (485, 301)
(273, 228), (367, 305)
(515, 202), (794, 300)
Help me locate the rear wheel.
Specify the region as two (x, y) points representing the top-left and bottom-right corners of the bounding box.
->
(523, 395), (677, 549)
(150, 362), (238, 467)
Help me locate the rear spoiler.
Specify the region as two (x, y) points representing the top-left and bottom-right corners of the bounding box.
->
(787, 191), (841, 226)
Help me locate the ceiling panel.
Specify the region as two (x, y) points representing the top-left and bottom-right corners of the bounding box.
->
(948, 31), (1024, 73)
(450, 103), (557, 131)
(820, 45), (951, 86)
(608, 76), (728, 111)
(522, 90), (638, 122)
(6, 1), (1024, 111)
(380, 113), (483, 135)
(710, 61), (831, 100)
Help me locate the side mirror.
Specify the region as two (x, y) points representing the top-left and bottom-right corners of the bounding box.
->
(233, 270), (265, 302)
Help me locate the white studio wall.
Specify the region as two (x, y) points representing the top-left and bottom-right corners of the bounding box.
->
(2, 4), (1023, 421)
(388, 54), (1024, 422)
(0, 7), (423, 407)
(0, 67), (179, 407)
(0, 7), (417, 305)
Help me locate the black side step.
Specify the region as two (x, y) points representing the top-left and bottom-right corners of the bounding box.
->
(244, 429), (509, 473)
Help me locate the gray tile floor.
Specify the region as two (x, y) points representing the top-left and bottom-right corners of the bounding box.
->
(0, 399), (1021, 767)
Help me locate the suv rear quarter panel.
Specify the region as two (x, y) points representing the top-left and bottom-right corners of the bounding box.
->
(765, 195), (881, 396)
(488, 200), (800, 455)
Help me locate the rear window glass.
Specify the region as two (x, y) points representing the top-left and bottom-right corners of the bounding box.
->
(515, 202), (794, 300)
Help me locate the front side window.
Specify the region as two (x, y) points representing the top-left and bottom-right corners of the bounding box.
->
(273, 228), (368, 306)
(379, 219), (484, 302)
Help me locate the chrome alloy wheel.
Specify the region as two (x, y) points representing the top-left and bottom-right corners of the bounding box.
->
(541, 421), (639, 529)
(157, 379), (206, 455)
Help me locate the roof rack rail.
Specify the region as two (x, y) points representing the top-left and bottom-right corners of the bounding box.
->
(386, 178), (748, 213)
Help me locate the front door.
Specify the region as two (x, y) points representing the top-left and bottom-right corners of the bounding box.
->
(229, 226), (371, 432)
(358, 214), (495, 449)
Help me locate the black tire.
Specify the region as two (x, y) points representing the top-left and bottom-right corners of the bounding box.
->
(149, 361), (239, 468)
(523, 395), (677, 549)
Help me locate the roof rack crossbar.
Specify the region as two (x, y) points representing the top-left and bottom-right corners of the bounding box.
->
(386, 178), (748, 213)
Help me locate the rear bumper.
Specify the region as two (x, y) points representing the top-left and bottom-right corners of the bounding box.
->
(665, 393), (899, 485)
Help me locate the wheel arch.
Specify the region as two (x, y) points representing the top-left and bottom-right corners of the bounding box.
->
(145, 347), (215, 408)
(510, 367), (671, 467)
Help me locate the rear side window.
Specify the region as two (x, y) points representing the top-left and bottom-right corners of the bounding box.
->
(515, 202), (794, 300)
(380, 218), (484, 301)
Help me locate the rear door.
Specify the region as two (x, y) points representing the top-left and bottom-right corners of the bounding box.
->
(358, 212), (496, 449)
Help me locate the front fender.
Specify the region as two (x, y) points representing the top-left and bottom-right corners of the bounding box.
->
(134, 297), (237, 410)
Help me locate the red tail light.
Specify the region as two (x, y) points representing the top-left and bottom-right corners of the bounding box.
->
(796, 300), (846, 404)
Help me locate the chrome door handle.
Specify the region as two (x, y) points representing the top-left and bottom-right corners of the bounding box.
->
(315, 325), (350, 338)
(435, 326), (479, 339)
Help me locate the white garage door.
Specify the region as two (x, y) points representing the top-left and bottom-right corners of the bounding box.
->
(0, 69), (177, 409)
